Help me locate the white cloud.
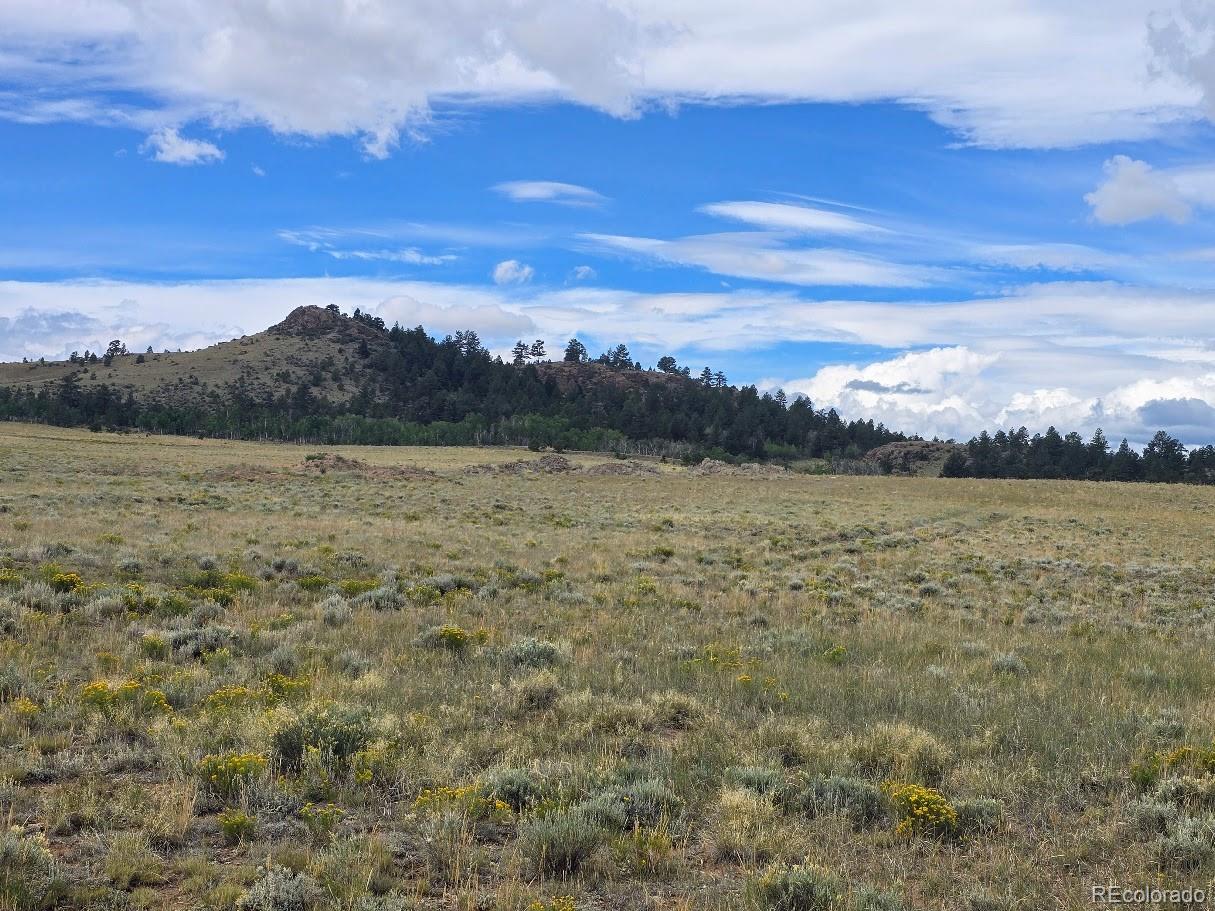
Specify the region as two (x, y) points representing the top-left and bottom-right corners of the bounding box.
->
(582, 231), (932, 287)
(0, 0), (649, 158)
(375, 295), (535, 337)
(139, 126), (224, 165)
(770, 347), (997, 440)
(492, 259), (535, 285)
(773, 345), (1215, 445)
(251, 164), (265, 177)
(277, 228), (454, 265)
(0, 1), (1206, 152)
(1085, 155), (1191, 225)
(971, 243), (1118, 271)
(1149, 5), (1215, 118)
(570, 265), (597, 281)
(699, 201), (885, 235)
(493, 180), (606, 206)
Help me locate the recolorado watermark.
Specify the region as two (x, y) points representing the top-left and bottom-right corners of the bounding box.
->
(1092, 884), (1212, 906)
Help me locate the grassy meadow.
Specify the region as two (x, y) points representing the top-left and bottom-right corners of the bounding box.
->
(1, 421), (1214, 910)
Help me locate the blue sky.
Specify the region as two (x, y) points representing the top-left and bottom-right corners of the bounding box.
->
(3, 1), (1215, 444)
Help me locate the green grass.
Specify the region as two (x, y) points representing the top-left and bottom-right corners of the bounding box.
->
(0, 421), (1213, 909)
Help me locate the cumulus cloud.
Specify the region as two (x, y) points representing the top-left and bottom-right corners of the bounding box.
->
(0, 1), (1206, 152)
(139, 126), (224, 165)
(1085, 155), (1191, 225)
(492, 259), (535, 285)
(773, 346), (1215, 445)
(493, 181), (606, 206)
(570, 265), (597, 281)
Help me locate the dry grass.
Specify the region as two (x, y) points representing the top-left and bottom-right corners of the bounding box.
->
(0, 421), (1213, 910)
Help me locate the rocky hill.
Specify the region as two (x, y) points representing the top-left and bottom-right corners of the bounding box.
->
(0, 306), (393, 407)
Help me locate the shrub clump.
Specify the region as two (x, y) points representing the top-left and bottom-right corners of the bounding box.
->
(849, 723), (952, 785)
(745, 863), (843, 911)
(415, 624), (485, 654)
(237, 866), (324, 911)
(725, 766), (785, 796)
(0, 829), (59, 911)
(485, 767), (546, 811)
(504, 637), (563, 668)
(707, 788), (783, 865)
(1155, 813), (1215, 870)
(882, 782), (957, 838)
(271, 704), (373, 771)
(166, 624), (236, 659)
(352, 586), (403, 611)
(320, 595), (353, 627)
(954, 797), (1003, 835)
(793, 776), (887, 828)
(198, 752), (268, 798)
(573, 779), (681, 831)
(217, 808), (257, 845)
(518, 808), (602, 876)
(991, 653), (1029, 676)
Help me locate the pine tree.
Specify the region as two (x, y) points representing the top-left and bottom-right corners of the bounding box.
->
(529, 339), (546, 361)
(1143, 430), (1187, 483)
(511, 341), (529, 366)
(563, 338), (588, 363)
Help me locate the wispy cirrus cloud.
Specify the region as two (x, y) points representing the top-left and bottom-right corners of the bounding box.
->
(581, 231), (935, 288)
(277, 228), (455, 266)
(493, 180), (606, 207)
(697, 201), (886, 236)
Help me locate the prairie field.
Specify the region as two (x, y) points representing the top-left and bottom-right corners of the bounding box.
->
(1, 421), (1214, 910)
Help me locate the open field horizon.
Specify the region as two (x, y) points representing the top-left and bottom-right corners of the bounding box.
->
(1, 421), (1214, 910)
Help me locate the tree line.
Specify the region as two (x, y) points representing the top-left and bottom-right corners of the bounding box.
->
(941, 427), (1215, 484)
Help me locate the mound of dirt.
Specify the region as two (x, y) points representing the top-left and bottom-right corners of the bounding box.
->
(463, 454), (577, 476)
(299, 453), (437, 480)
(688, 458), (786, 477)
(584, 460), (661, 477)
(301, 453), (369, 473)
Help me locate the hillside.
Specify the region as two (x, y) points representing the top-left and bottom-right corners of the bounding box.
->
(0, 306), (393, 408)
(0, 306), (903, 460)
(0, 306), (711, 410)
